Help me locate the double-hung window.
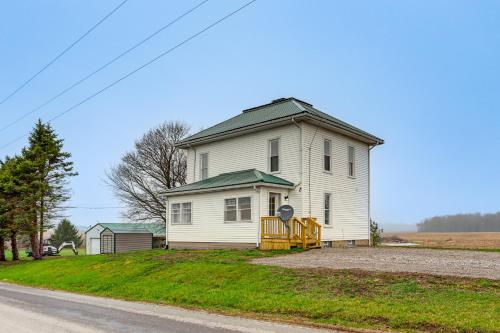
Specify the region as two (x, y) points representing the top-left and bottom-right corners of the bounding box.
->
(200, 153), (208, 180)
(324, 139), (332, 172)
(348, 146), (355, 177)
(324, 193), (331, 226)
(171, 202), (192, 224)
(224, 198), (237, 222)
(225, 197), (252, 222)
(269, 139), (280, 172)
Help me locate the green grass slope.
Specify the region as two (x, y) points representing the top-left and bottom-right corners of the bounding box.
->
(0, 249), (498, 332)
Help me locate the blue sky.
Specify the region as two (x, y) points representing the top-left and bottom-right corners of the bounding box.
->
(1, 0), (499, 229)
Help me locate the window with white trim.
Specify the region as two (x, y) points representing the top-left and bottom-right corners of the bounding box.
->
(200, 153), (208, 180)
(224, 198), (237, 221)
(171, 202), (192, 224)
(225, 197), (252, 222)
(324, 139), (331, 172)
(269, 138), (279, 172)
(324, 193), (331, 226)
(348, 146), (355, 177)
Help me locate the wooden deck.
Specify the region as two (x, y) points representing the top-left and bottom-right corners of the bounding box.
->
(260, 216), (321, 250)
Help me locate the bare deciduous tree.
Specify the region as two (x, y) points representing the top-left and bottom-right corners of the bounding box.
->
(107, 121), (189, 223)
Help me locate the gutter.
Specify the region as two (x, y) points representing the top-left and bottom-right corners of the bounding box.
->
(164, 182), (294, 197)
(177, 113), (384, 149)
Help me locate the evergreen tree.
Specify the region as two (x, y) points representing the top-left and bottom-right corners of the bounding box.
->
(50, 219), (82, 248)
(0, 156), (35, 261)
(370, 219), (383, 246)
(22, 120), (77, 259)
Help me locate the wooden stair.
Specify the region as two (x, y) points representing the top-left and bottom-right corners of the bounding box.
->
(260, 216), (321, 250)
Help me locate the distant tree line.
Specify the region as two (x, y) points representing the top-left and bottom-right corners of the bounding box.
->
(417, 212), (500, 232)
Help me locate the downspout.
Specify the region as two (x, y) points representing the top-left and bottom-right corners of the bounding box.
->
(165, 196), (169, 249)
(255, 185), (261, 247)
(368, 143), (378, 246)
(189, 144), (197, 182)
(291, 118), (302, 185)
(292, 118), (303, 214)
(308, 126), (320, 216)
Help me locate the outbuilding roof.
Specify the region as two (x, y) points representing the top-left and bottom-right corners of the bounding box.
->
(164, 169), (294, 195)
(89, 223), (165, 237)
(177, 97), (384, 147)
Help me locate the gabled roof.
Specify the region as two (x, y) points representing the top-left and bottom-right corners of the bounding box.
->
(164, 169), (294, 195)
(177, 97), (384, 148)
(89, 223), (165, 237)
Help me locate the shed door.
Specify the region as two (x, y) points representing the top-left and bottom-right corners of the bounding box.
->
(90, 238), (100, 255)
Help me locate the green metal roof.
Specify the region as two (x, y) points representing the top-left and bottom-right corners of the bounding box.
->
(179, 97), (383, 146)
(165, 169), (294, 195)
(98, 223), (165, 236)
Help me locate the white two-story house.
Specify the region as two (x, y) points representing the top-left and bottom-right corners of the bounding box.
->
(164, 97), (383, 249)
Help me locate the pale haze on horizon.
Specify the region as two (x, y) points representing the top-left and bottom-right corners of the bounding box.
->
(1, 0), (499, 229)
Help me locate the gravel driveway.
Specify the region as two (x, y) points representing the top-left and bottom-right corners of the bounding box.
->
(253, 247), (500, 279)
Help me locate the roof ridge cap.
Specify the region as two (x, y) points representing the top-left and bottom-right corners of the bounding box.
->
(291, 99), (306, 112)
(242, 98), (293, 113)
(220, 168), (256, 176)
(252, 169), (264, 180)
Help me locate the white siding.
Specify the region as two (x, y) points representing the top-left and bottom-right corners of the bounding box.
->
(85, 224), (105, 255)
(178, 120), (371, 244)
(301, 122), (369, 241)
(167, 188), (261, 244)
(185, 124), (304, 214)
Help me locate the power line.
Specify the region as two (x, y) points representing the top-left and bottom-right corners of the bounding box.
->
(0, 0), (209, 133)
(0, 0), (257, 151)
(0, 0), (129, 106)
(62, 206), (125, 210)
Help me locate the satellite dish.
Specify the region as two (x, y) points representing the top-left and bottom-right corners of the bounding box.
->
(277, 205), (294, 222)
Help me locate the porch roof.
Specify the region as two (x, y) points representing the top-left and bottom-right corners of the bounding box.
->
(164, 169), (294, 196)
(96, 223), (165, 237)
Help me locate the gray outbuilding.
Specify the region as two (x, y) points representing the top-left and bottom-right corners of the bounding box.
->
(85, 223), (165, 255)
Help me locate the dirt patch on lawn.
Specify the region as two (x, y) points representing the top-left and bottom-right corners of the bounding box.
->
(252, 247), (500, 280)
(155, 251), (205, 263)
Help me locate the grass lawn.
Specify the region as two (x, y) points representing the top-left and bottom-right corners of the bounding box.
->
(0, 249), (498, 332)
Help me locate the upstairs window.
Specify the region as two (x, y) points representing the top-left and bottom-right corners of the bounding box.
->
(225, 197), (252, 222)
(171, 202), (192, 224)
(324, 139), (331, 172)
(269, 138), (280, 172)
(348, 146), (355, 177)
(200, 153), (208, 180)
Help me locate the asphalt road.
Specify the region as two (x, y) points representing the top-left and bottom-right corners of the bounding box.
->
(0, 282), (336, 333)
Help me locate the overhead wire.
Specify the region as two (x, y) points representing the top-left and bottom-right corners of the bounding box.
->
(0, 0), (129, 106)
(0, 0), (258, 151)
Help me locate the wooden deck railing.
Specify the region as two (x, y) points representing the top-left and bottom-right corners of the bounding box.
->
(261, 216), (288, 239)
(289, 217), (307, 247)
(260, 216), (321, 250)
(302, 217), (322, 248)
